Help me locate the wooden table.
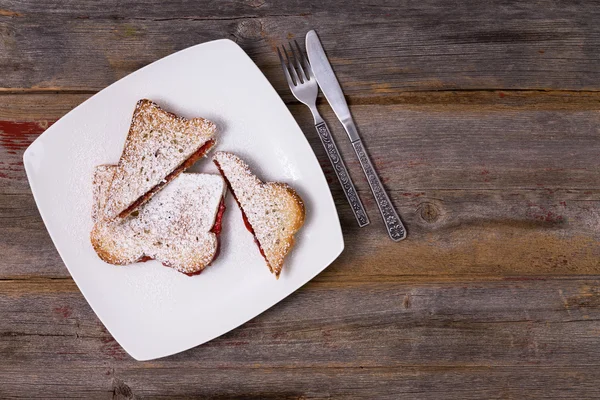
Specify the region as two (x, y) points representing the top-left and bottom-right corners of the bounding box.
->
(1, 1), (599, 398)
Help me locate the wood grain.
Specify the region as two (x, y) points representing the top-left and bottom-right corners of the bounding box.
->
(0, 1), (599, 95)
(2, 365), (599, 399)
(2, 278), (600, 398)
(1, 94), (598, 279)
(2, 1), (600, 397)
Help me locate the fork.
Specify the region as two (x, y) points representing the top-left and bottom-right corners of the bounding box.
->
(278, 41), (369, 227)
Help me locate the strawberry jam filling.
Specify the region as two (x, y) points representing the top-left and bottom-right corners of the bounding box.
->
(241, 209), (254, 234)
(211, 198), (227, 235)
(119, 139), (216, 219)
(214, 160), (270, 265)
(240, 207), (268, 261)
(136, 190), (226, 277)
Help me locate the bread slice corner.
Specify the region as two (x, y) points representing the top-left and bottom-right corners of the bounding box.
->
(91, 165), (226, 275)
(213, 151), (305, 278)
(103, 99), (217, 221)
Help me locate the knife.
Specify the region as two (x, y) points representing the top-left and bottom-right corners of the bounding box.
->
(306, 30), (407, 241)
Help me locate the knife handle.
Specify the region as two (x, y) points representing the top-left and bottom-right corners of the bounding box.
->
(315, 122), (369, 227)
(352, 140), (406, 241)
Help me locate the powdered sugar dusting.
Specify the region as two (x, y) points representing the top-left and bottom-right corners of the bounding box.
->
(213, 151), (304, 275)
(92, 166), (225, 274)
(26, 39), (343, 359)
(104, 99), (217, 220)
(122, 265), (177, 314)
(92, 165), (116, 223)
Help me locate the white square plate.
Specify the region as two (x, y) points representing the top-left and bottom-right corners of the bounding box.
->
(24, 39), (343, 360)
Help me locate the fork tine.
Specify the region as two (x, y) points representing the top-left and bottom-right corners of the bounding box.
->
(282, 45), (300, 85)
(277, 46), (296, 88)
(288, 42), (307, 83)
(294, 40), (313, 80)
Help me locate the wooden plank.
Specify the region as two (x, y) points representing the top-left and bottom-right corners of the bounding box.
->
(1, 278), (600, 398)
(0, 0), (598, 23)
(0, 2), (599, 93)
(2, 94), (600, 191)
(3, 278), (600, 366)
(2, 187), (599, 279)
(1, 3), (600, 398)
(0, 94), (598, 278)
(1, 365), (599, 399)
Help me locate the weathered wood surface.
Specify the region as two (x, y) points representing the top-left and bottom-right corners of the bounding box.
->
(1, 0), (600, 398)
(2, 95), (598, 279)
(2, 278), (600, 398)
(0, 1), (600, 95)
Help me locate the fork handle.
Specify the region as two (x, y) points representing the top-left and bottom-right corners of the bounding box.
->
(351, 140), (406, 241)
(315, 122), (369, 227)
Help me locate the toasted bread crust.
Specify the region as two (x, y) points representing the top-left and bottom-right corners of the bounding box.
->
(91, 166), (226, 275)
(104, 99), (217, 220)
(266, 183), (305, 275)
(90, 222), (143, 265)
(213, 152), (305, 277)
(117, 138), (215, 219)
(92, 164), (115, 223)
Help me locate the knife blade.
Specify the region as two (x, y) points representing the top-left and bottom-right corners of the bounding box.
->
(305, 29), (407, 241)
(305, 30), (359, 142)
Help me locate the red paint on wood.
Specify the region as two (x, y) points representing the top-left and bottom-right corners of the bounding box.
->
(53, 306), (72, 318)
(0, 120), (53, 152)
(97, 325), (127, 360)
(526, 204), (564, 223)
(271, 332), (286, 340)
(100, 336), (114, 344)
(504, 277), (547, 281)
(223, 341), (250, 346)
(0, 161), (25, 180)
(402, 192), (426, 197)
(481, 169), (491, 182)
(406, 159), (431, 168)
(101, 342), (127, 360)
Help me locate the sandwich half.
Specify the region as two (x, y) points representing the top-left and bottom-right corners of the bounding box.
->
(213, 151), (305, 278)
(103, 99), (217, 220)
(91, 165), (226, 275)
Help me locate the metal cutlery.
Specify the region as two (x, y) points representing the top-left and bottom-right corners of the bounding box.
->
(305, 30), (406, 241)
(277, 41), (370, 227)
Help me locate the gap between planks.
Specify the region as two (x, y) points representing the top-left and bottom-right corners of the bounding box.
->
(1, 275), (600, 294)
(0, 89), (600, 110)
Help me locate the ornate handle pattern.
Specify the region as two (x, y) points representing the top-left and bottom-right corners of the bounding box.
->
(315, 122), (369, 227)
(352, 140), (406, 241)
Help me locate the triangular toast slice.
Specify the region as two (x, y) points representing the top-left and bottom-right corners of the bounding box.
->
(91, 165), (226, 275)
(103, 99), (217, 220)
(213, 152), (305, 278)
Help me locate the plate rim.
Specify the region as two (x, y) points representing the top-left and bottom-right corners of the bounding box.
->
(23, 38), (345, 360)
